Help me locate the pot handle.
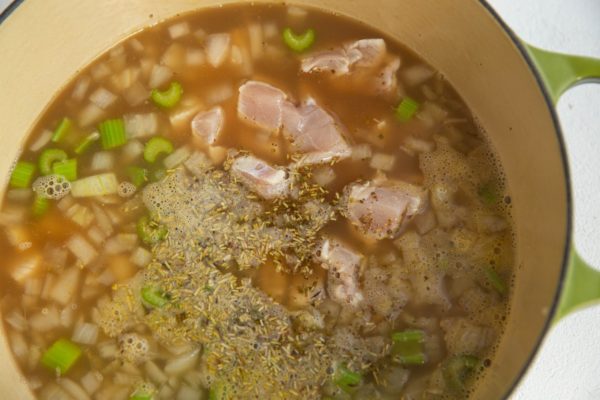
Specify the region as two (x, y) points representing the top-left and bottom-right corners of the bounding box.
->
(524, 43), (600, 322)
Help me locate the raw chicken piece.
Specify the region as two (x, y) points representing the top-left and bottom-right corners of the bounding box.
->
(344, 178), (428, 240)
(318, 238), (364, 306)
(191, 106), (224, 145)
(282, 102), (351, 165)
(230, 154), (290, 199)
(237, 81), (287, 132)
(301, 38), (387, 74)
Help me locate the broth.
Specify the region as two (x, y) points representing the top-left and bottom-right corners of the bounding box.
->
(0, 3), (514, 400)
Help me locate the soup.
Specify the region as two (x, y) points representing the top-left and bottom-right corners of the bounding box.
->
(0, 3), (515, 399)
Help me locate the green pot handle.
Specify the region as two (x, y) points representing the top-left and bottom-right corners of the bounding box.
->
(524, 43), (600, 322)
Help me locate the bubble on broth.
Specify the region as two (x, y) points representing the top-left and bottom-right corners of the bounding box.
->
(32, 174), (71, 200)
(117, 181), (137, 198)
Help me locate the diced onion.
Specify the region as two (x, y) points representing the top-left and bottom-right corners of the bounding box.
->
(208, 146), (228, 165)
(164, 146), (192, 169)
(89, 87), (117, 110)
(177, 385), (203, 400)
(105, 234), (138, 255)
(312, 167), (336, 187)
(72, 76), (91, 101)
(130, 246), (152, 267)
(351, 143), (373, 161)
(123, 81), (150, 107)
(49, 267), (81, 305)
(205, 33), (231, 68)
(248, 23), (263, 60)
(29, 306), (60, 332)
(10, 254), (41, 285)
(164, 348), (200, 376)
(205, 83), (233, 106)
(370, 153), (396, 171)
(71, 173), (119, 197)
(145, 360), (168, 384)
(29, 129), (53, 152)
(9, 331), (28, 363)
(91, 204), (114, 237)
(404, 136), (435, 153)
(124, 113), (158, 138)
(60, 306), (76, 328)
(287, 5), (308, 20)
(263, 22), (279, 39)
(96, 268), (116, 286)
(5, 310), (28, 332)
(121, 140), (145, 162)
(91, 63), (111, 81)
(168, 22), (190, 39)
(87, 226), (107, 246)
(401, 64), (434, 87)
(90, 151), (115, 172)
(65, 204), (95, 228)
(78, 103), (105, 127)
(66, 234), (98, 266)
(58, 378), (91, 400)
(7, 188), (33, 202)
(186, 48), (206, 66)
(161, 43), (186, 71)
(148, 64), (174, 89)
(80, 371), (103, 395)
(72, 322), (99, 345)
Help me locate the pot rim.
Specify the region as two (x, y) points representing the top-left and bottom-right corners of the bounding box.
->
(0, 1), (573, 398)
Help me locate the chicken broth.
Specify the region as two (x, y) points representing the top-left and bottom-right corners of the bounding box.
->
(1, 3), (514, 400)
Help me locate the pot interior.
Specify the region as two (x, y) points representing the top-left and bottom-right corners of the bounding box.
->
(0, 0), (568, 398)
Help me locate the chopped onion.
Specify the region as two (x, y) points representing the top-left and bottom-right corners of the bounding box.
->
(404, 136), (435, 153)
(129, 38), (144, 53)
(91, 63), (111, 81)
(41, 273), (56, 300)
(120, 140), (144, 162)
(263, 22), (279, 39)
(80, 371), (103, 395)
(5, 225), (30, 249)
(0, 206), (26, 226)
(44, 244), (69, 269)
(148, 64), (174, 89)
(164, 146), (191, 169)
(177, 385), (203, 400)
(416, 102), (448, 128)
(370, 153), (396, 171)
(186, 48), (205, 66)
(164, 348), (200, 376)
(5, 310), (28, 332)
(91, 204), (114, 237)
(9, 331), (28, 363)
(161, 42), (186, 71)
(208, 146), (228, 165)
(90, 151), (115, 172)
(130, 246), (152, 267)
(401, 64), (434, 86)
(205, 33), (231, 68)
(57, 195), (75, 212)
(49, 267), (81, 305)
(205, 83), (233, 106)
(58, 378), (91, 400)
(351, 143), (373, 161)
(66, 234), (98, 266)
(312, 166), (336, 187)
(139, 57), (156, 80)
(169, 21), (190, 39)
(169, 97), (203, 133)
(29, 129), (53, 152)
(96, 268), (116, 286)
(78, 103), (106, 127)
(124, 113), (158, 138)
(72, 76), (91, 101)
(98, 340), (118, 359)
(110, 67), (141, 91)
(105, 234), (138, 255)
(87, 226), (107, 246)
(72, 322), (99, 345)
(122, 81), (149, 106)
(287, 5), (308, 20)
(248, 23), (264, 60)
(7, 188), (32, 202)
(184, 151), (212, 177)
(60, 306), (76, 328)
(145, 360), (168, 384)
(10, 254), (41, 285)
(29, 306), (60, 332)
(65, 204), (95, 228)
(89, 87), (117, 110)
(71, 173), (119, 197)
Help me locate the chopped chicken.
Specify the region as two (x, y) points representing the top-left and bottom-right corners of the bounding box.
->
(345, 178), (428, 240)
(191, 106), (224, 145)
(230, 154), (290, 199)
(282, 102), (351, 166)
(301, 38), (387, 74)
(318, 238), (364, 306)
(237, 81), (287, 132)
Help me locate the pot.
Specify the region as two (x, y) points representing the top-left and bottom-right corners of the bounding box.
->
(0, 0), (598, 398)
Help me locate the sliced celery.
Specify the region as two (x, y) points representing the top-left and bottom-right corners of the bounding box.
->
(99, 118), (127, 150)
(39, 148), (67, 175)
(74, 131), (100, 155)
(52, 159), (78, 181)
(151, 81), (183, 108)
(10, 161), (36, 188)
(484, 267), (507, 295)
(282, 27), (316, 52)
(144, 137), (174, 163)
(127, 166), (148, 188)
(443, 355), (480, 391)
(141, 286), (169, 308)
(51, 117), (72, 143)
(41, 338), (82, 375)
(334, 364), (362, 393)
(391, 329), (426, 365)
(395, 97), (419, 122)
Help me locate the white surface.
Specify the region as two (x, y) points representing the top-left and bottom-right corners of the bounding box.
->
(0, 0), (599, 398)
